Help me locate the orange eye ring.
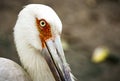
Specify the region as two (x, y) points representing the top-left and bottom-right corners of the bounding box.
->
(36, 18), (52, 48)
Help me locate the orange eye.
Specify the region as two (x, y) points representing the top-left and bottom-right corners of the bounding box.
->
(36, 18), (52, 48)
(40, 20), (46, 27)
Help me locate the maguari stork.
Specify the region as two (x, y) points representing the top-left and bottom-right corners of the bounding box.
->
(0, 4), (75, 81)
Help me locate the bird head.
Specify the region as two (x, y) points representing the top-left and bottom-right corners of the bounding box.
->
(14, 4), (72, 81)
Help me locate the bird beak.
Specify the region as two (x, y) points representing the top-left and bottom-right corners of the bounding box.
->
(41, 35), (72, 81)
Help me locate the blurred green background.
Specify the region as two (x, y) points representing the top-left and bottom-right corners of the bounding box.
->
(0, 0), (120, 81)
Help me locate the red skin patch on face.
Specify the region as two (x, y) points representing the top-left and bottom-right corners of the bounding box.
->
(36, 18), (52, 48)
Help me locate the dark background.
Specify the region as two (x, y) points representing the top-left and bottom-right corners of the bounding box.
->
(0, 0), (120, 81)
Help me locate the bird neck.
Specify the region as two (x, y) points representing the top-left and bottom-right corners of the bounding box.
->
(16, 41), (55, 81)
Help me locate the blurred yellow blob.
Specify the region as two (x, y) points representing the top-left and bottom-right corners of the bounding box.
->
(92, 46), (109, 63)
(61, 39), (69, 51)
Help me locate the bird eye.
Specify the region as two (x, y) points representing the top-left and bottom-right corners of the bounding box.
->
(40, 20), (46, 27)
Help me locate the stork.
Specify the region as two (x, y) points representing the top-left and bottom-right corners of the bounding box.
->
(0, 4), (74, 81)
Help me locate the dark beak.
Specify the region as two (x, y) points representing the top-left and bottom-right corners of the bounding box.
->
(41, 36), (72, 81)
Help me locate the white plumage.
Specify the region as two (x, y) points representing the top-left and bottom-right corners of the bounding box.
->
(0, 58), (32, 81)
(0, 4), (74, 81)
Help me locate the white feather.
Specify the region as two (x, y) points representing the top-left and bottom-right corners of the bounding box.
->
(14, 4), (74, 81)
